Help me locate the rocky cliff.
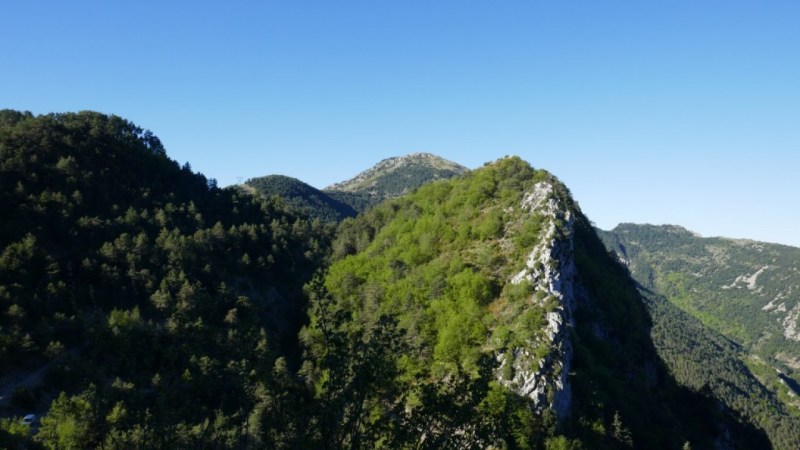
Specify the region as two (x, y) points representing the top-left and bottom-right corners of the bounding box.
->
(499, 181), (575, 419)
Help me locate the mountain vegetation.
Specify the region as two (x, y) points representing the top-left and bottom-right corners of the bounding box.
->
(600, 224), (800, 448)
(244, 152), (468, 220)
(325, 152), (468, 198)
(300, 157), (768, 449)
(601, 224), (800, 368)
(0, 110), (328, 448)
(0, 110), (790, 449)
(640, 287), (800, 449)
(242, 175), (357, 223)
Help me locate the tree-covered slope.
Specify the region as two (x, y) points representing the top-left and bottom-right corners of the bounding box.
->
(600, 225), (800, 388)
(0, 111), (783, 449)
(243, 153), (466, 221)
(598, 224), (800, 448)
(300, 157), (767, 449)
(243, 174), (357, 222)
(0, 110), (329, 448)
(639, 286), (800, 449)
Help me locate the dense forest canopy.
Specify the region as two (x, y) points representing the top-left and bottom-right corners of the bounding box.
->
(243, 175), (358, 223)
(0, 110), (328, 448)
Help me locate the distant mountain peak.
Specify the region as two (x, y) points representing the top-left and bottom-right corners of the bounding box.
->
(615, 223), (701, 237)
(324, 152), (468, 194)
(243, 153), (468, 222)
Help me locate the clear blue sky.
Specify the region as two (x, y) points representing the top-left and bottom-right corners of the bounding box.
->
(3, 1), (799, 246)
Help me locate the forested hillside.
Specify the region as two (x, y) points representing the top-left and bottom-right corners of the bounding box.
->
(299, 157), (768, 449)
(601, 224), (800, 370)
(243, 175), (357, 222)
(600, 224), (800, 448)
(641, 287), (800, 449)
(245, 153), (468, 221)
(0, 111), (329, 448)
(0, 111), (787, 449)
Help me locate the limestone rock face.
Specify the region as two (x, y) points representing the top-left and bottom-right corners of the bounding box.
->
(498, 181), (575, 419)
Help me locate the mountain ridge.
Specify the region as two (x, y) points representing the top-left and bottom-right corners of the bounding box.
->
(243, 174), (358, 222)
(244, 152), (468, 220)
(307, 156), (770, 448)
(601, 224), (800, 388)
(600, 223), (800, 448)
(602, 222), (800, 353)
(0, 110), (795, 448)
(613, 222), (800, 248)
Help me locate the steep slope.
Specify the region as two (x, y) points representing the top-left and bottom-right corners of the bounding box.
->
(639, 286), (800, 449)
(599, 224), (800, 448)
(244, 174), (357, 222)
(301, 157), (767, 449)
(600, 225), (800, 384)
(0, 111), (328, 448)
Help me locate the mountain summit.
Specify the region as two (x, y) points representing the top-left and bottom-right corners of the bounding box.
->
(324, 152), (468, 197)
(245, 153), (468, 221)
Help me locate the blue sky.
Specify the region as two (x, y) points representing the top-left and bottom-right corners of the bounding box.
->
(3, 1), (800, 246)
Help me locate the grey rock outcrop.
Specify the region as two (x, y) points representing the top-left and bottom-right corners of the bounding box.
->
(497, 181), (575, 419)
